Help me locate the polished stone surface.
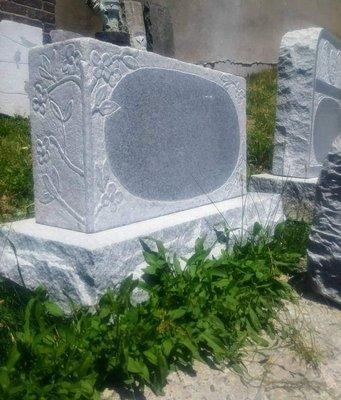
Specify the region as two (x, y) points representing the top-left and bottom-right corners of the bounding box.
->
(272, 28), (341, 179)
(106, 68), (239, 201)
(28, 38), (246, 233)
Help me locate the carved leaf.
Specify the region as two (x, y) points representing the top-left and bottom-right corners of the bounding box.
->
(42, 55), (51, 72)
(42, 174), (59, 198)
(50, 99), (64, 122)
(90, 50), (101, 66)
(98, 100), (120, 116)
(63, 100), (73, 122)
(39, 192), (54, 204)
(95, 85), (109, 107)
(39, 67), (54, 81)
(123, 56), (139, 70)
(221, 75), (232, 84)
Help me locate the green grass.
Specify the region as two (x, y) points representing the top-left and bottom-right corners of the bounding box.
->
(0, 114), (33, 222)
(0, 69), (278, 222)
(246, 68), (278, 176)
(0, 220), (309, 399)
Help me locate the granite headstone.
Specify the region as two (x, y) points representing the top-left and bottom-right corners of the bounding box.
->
(272, 28), (341, 179)
(28, 38), (246, 233)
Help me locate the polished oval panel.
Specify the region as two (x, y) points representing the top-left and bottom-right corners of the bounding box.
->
(313, 98), (341, 164)
(105, 68), (240, 201)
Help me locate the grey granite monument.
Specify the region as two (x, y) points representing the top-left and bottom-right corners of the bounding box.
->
(307, 135), (341, 305)
(273, 28), (341, 179)
(0, 38), (283, 306)
(27, 38), (247, 233)
(250, 28), (341, 218)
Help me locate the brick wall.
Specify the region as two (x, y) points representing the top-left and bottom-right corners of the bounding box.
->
(0, 0), (55, 43)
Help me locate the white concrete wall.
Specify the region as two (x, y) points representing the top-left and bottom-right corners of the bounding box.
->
(166, 0), (341, 76)
(0, 20), (42, 116)
(54, 0), (341, 77)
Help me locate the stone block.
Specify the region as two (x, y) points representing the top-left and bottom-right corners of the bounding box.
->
(0, 193), (283, 307)
(249, 173), (318, 220)
(0, 20), (42, 116)
(28, 38), (246, 233)
(272, 28), (341, 179)
(308, 136), (341, 305)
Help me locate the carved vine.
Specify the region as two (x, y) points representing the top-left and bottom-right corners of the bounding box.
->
(89, 48), (141, 217)
(32, 44), (142, 224)
(32, 44), (85, 226)
(220, 74), (245, 105)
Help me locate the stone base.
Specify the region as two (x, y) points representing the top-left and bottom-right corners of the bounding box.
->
(0, 193), (283, 308)
(250, 173), (318, 220)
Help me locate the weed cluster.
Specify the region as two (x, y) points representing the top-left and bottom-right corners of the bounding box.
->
(246, 69), (278, 176)
(0, 220), (309, 399)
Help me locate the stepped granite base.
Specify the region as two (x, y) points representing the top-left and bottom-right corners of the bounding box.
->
(0, 193), (283, 308)
(250, 173), (318, 220)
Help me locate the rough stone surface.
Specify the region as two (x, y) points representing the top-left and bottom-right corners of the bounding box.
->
(28, 37), (246, 233)
(0, 20), (42, 116)
(272, 28), (341, 179)
(101, 295), (341, 400)
(250, 173), (318, 220)
(124, 0), (147, 50)
(0, 193), (283, 308)
(308, 136), (341, 305)
(50, 29), (83, 43)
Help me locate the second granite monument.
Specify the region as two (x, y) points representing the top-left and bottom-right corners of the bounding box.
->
(273, 27), (341, 179)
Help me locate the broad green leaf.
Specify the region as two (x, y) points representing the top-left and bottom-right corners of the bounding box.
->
(169, 307), (187, 320)
(44, 301), (64, 317)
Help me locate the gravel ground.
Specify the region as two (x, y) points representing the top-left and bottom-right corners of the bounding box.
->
(102, 288), (341, 400)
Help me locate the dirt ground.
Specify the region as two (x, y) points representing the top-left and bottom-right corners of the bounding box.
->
(102, 284), (341, 400)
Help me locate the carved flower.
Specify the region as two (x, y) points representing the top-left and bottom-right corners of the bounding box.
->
(100, 182), (123, 212)
(62, 44), (82, 74)
(36, 137), (50, 165)
(91, 51), (113, 82)
(221, 76), (245, 104)
(108, 66), (122, 88)
(32, 83), (48, 115)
